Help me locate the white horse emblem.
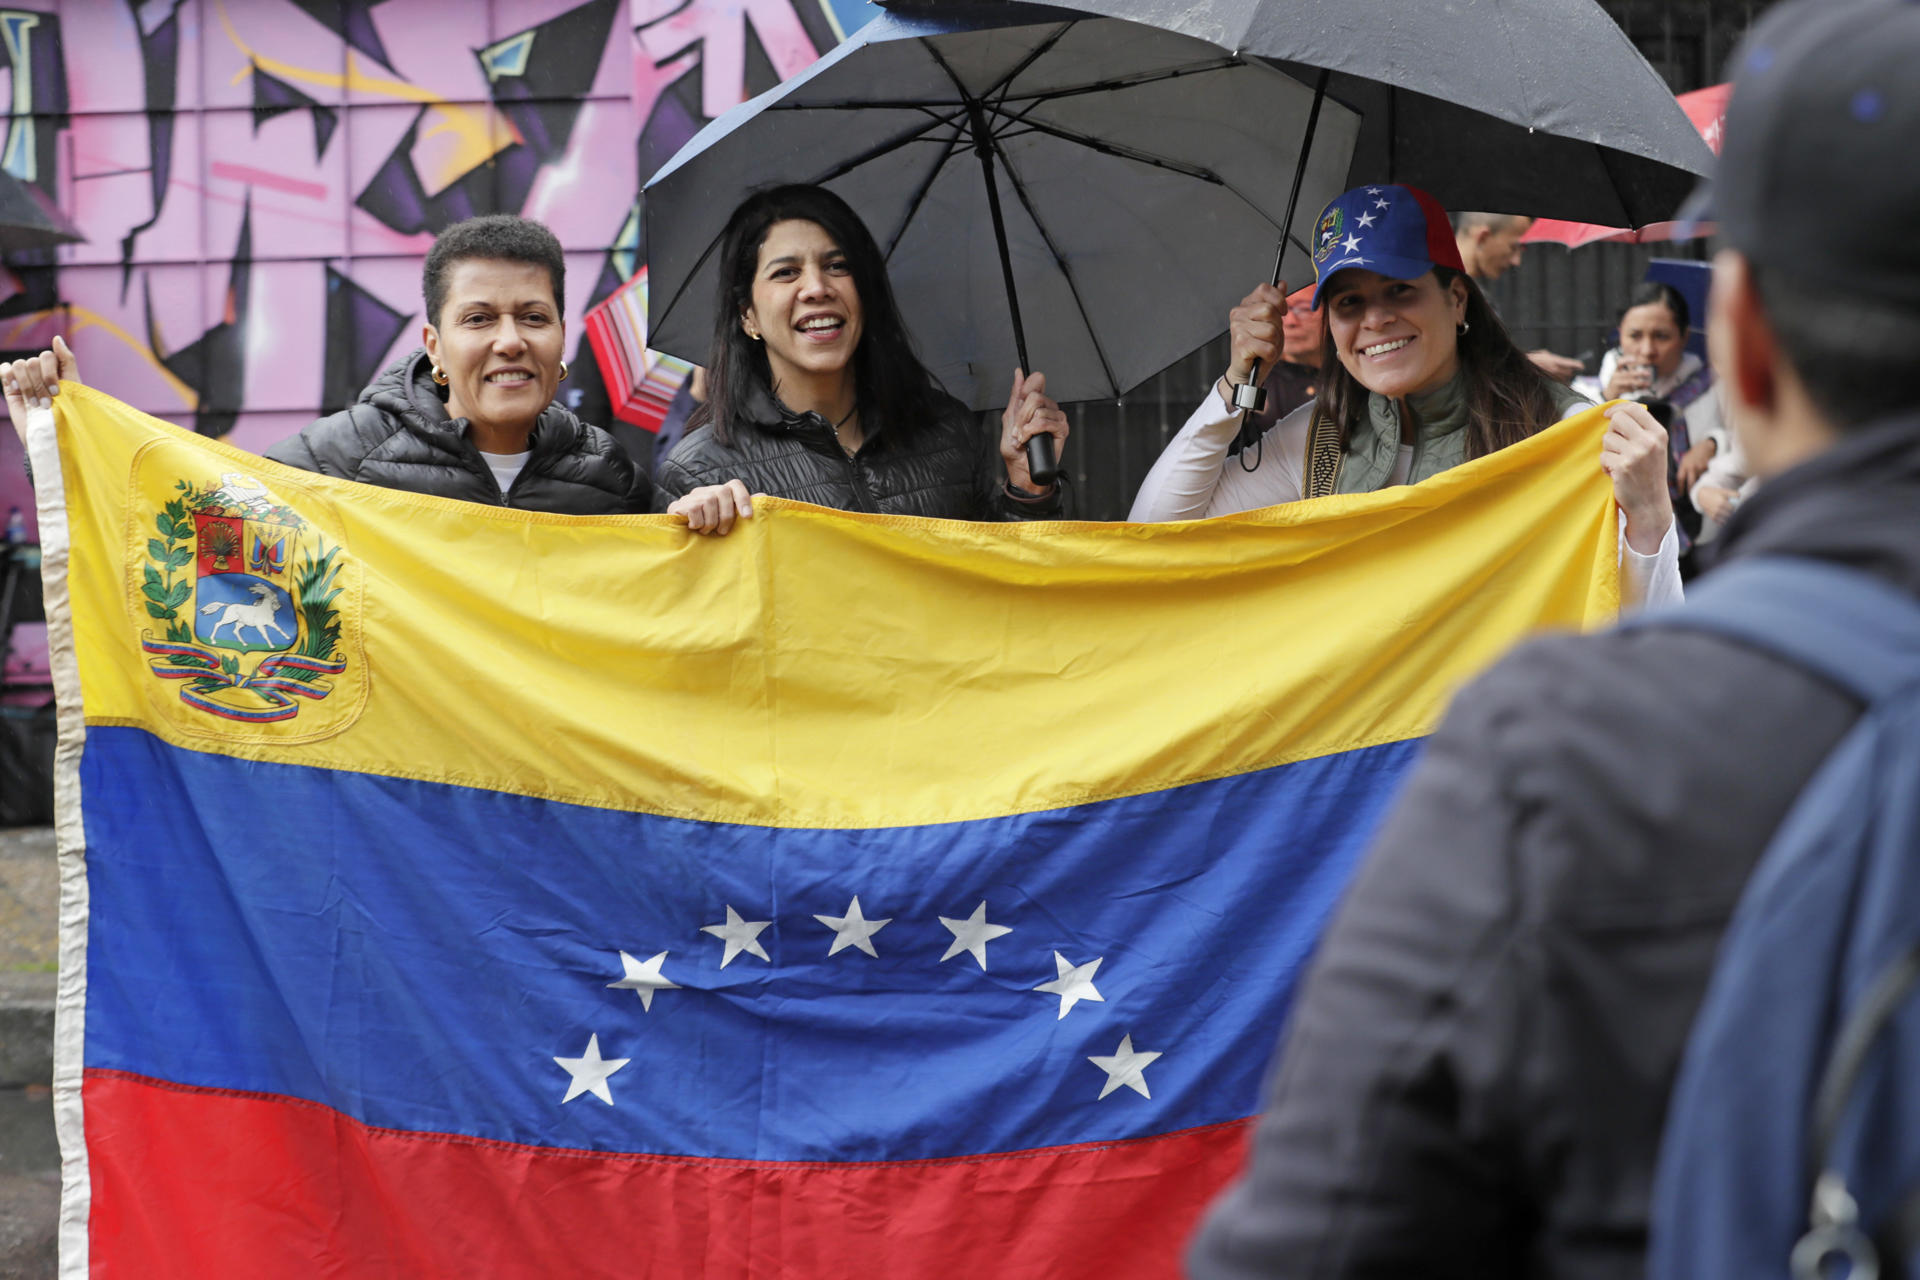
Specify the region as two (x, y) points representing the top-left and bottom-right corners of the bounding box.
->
(200, 582), (292, 646)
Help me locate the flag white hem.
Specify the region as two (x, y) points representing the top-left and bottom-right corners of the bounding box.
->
(28, 401), (92, 1280)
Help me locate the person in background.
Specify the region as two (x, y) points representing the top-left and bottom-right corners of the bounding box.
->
(1130, 183), (1681, 609)
(1453, 210), (1586, 383)
(1186, 2), (1920, 1274)
(1589, 281), (1727, 555)
(1229, 285), (1322, 463)
(657, 184), (1068, 534)
(1689, 420), (1755, 545)
(3, 216), (643, 515)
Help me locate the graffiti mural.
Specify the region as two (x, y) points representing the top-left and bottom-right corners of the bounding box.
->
(0, 0), (871, 540)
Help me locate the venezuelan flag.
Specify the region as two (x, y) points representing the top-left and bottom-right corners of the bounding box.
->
(27, 385), (1618, 1278)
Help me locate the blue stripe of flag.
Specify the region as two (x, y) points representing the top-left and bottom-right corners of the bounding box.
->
(81, 726), (1417, 1162)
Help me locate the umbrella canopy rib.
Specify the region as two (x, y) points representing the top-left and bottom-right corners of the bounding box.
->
(993, 56), (1245, 106)
(882, 125), (969, 264)
(980, 22), (1076, 104)
(988, 134), (1121, 396)
(809, 106), (971, 186)
(990, 111), (1291, 246)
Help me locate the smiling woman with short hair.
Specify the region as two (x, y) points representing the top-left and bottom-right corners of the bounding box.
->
(3, 215), (642, 515)
(1129, 183), (1684, 608)
(264, 215), (642, 513)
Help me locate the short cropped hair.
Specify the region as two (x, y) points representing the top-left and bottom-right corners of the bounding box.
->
(1753, 267), (1920, 429)
(422, 215), (566, 328)
(1449, 211), (1530, 237)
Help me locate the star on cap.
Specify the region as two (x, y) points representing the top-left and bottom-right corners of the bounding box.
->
(701, 905), (771, 967)
(1341, 234), (1363, 253)
(938, 901), (1014, 970)
(607, 950), (680, 1012)
(554, 1033), (629, 1105)
(815, 895), (891, 958)
(1088, 1034), (1163, 1100)
(1356, 211), (1376, 228)
(1034, 951), (1105, 1019)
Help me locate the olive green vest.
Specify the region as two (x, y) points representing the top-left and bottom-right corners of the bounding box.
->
(1304, 372), (1591, 498)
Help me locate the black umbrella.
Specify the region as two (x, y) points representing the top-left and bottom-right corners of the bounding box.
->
(1034, 0), (1714, 225)
(645, 3), (1362, 484)
(990, 0), (1715, 404)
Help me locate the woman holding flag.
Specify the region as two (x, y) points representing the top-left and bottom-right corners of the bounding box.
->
(4, 216), (643, 516)
(1130, 183), (1682, 607)
(656, 184), (1071, 534)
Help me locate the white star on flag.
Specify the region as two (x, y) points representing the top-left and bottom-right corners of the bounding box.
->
(701, 906), (772, 967)
(1374, 198), (1391, 210)
(1341, 234), (1363, 253)
(1034, 951), (1105, 1019)
(938, 901), (1014, 970)
(554, 1033), (629, 1105)
(1366, 186), (1383, 195)
(815, 895), (891, 957)
(607, 950), (680, 1011)
(1356, 211), (1376, 228)
(1088, 1034), (1163, 1100)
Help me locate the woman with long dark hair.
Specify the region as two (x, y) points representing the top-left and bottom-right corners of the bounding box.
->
(1130, 184), (1681, 606)
(656, 184), (1068, 534)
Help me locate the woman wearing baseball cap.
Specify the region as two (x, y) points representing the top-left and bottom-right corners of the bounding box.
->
(1130, 183), (1681, 607)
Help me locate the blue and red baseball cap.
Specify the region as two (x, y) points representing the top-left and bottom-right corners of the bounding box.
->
(1308, 184), (1465, 307)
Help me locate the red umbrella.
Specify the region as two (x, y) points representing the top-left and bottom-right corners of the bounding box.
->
(1522, 83), (1730, 247)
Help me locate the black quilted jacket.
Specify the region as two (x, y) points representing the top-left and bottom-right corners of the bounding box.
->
(266, 348), (643, 514)
(654, 380), (1061, 521)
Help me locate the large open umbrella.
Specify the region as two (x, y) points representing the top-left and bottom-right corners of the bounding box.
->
(643, 2), (1361, 433)
(1042, 0), (1715, 226)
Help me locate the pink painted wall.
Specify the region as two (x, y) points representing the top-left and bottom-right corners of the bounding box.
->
(0, 0), (870, 541)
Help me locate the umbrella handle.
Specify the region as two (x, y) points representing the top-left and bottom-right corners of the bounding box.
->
(1236, 69), (1333, 419)
(1024, 433), (1059, 488)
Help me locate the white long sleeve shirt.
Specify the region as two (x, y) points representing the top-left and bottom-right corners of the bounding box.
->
(1131, 387), (1685, 610)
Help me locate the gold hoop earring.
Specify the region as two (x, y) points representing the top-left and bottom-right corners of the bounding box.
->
(558, 361), (569, 382)
(431, 364), (449, 386)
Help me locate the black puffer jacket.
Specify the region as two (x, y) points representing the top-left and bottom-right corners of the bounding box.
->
(654, 380), (1060, 520)
(267, 349), (642, 514)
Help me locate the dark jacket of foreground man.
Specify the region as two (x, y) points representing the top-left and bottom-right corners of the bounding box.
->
(268, 349), (643, 514)
(1188, 412), (1920, 1280)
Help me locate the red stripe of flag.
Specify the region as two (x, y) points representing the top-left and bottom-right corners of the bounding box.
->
(85, 1069), (1250, 1277)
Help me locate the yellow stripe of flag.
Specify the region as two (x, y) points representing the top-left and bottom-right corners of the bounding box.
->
(51, 383), (1618, 828)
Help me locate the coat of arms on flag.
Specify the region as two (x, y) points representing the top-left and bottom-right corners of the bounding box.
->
(126, 440), (363, 739)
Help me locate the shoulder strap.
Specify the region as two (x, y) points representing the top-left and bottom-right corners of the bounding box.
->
(1302, 405), (1342, 500)
(1626, 556), (1920, 704)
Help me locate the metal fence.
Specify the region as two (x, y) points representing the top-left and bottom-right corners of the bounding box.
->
(1060, 0), (1780, 521)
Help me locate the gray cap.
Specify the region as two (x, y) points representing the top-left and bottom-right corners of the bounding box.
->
(1687, 0), (1920, 306)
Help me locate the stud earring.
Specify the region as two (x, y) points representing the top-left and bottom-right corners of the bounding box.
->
(1456, 321), (1471, 337)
